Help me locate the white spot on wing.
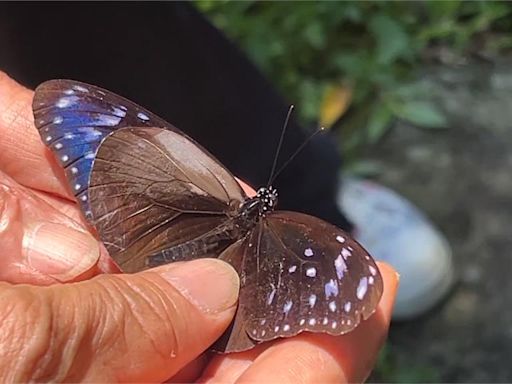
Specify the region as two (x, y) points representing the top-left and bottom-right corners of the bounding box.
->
(56, 96), (79, 108)
(288, 265), (297, 273)
(341, 247), (352, 259)
(329, 301), (337, 312)
(96, 114), (121, 126)
(336, 235), (345, 243)
(356, 277), (368, 300)
(306, 267), (317, 277)
(344, 301), (352, 313)
(308, 318), (316, 326)
(137, 112), (150, 121)
(309, 294), (317, 308)
(283, 324), (291, 332)
(267, 287), (277, 305)
(53, 116), (63, 124)
(334, 254), (347, 279)
(73, 85), (89, 92)
(304, 248), (314, 257)
(61, 155), (69, 162)
(369, 265), (377, 276)
(112, 106), (127, 118)
(283, 300), (293, 315)
(54, 143), (63, 150)
(325, 279), (339, 298)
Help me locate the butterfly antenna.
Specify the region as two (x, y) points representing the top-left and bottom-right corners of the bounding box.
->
(267, 105), (294, 187)
(269, 126), (325, 185)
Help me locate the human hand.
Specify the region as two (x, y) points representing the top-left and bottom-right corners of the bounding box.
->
(0, 71), (398, 382)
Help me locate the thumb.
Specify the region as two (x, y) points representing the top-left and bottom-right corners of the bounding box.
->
(0, 259), (239, 382)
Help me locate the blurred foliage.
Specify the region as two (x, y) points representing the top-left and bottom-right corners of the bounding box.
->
(196, 1), (512, 159)
(370, 343), (441, 383)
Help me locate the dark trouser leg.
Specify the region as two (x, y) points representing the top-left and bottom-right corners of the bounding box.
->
(0, 2), (352, 230)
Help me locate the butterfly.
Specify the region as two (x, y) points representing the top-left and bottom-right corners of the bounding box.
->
(32, 80), (383, 353)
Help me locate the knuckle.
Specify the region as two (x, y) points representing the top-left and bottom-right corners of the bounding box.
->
(0, 284), (57, 381)
(0, 283), (106, 382)
(0, 185), (23, 274)
(0, 183), (20, 233)
(91, 274), (183, 361)
(0, 71), (11, 90)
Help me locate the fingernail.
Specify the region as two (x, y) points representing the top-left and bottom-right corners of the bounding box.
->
(160, 259), (239, 314)
(24, 223), (100, 281)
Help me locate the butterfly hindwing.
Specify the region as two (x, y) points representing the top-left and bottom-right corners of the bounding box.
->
(88, 126), (246, 272)
(241, 211), (383, 343)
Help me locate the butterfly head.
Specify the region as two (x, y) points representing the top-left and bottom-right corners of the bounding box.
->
(256, 186), (278, 215)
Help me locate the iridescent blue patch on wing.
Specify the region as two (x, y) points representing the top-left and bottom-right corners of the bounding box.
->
(33, 80), (172, 218)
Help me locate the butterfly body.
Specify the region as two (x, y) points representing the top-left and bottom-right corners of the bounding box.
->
(33, 80), (383, 353)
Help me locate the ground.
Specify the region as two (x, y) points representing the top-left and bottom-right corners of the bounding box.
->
(366, 58), (512, 382)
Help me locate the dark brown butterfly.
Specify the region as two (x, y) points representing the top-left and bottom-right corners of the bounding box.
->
(32, 80), (383, 353)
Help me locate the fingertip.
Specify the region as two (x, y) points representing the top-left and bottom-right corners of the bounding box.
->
(376, 261), (399, 284)
(155, 258), (239, 315)
(376, 261), (399, 324)
(235, 177), (256, 197)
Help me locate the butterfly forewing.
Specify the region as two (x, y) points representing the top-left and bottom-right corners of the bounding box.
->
(88, 127), (246, 272)
(33, 80), (188, 220)
(242, 211), (383, 343)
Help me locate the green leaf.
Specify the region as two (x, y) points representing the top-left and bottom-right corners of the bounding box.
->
(426, 0), (461, 20)
(367, 103), (393, 143)
(390, 101), (447, 128)
(303, 22), (326, 49)
(368, 14), (410, 64)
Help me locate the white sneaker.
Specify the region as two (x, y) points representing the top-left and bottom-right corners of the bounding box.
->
(337, 176), (454, 320)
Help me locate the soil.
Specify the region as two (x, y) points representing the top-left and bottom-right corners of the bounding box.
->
(367, 58), (512, 382)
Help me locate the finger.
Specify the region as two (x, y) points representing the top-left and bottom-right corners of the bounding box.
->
(33, 189), (86, 225)
(0, 71), (69, 198)
(166, 355), (208, 383)
(201, 262), (398, 383)
(0, 169), (109, 284)
(236, 178), (256, 197)
(0, 258), (239, 383)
